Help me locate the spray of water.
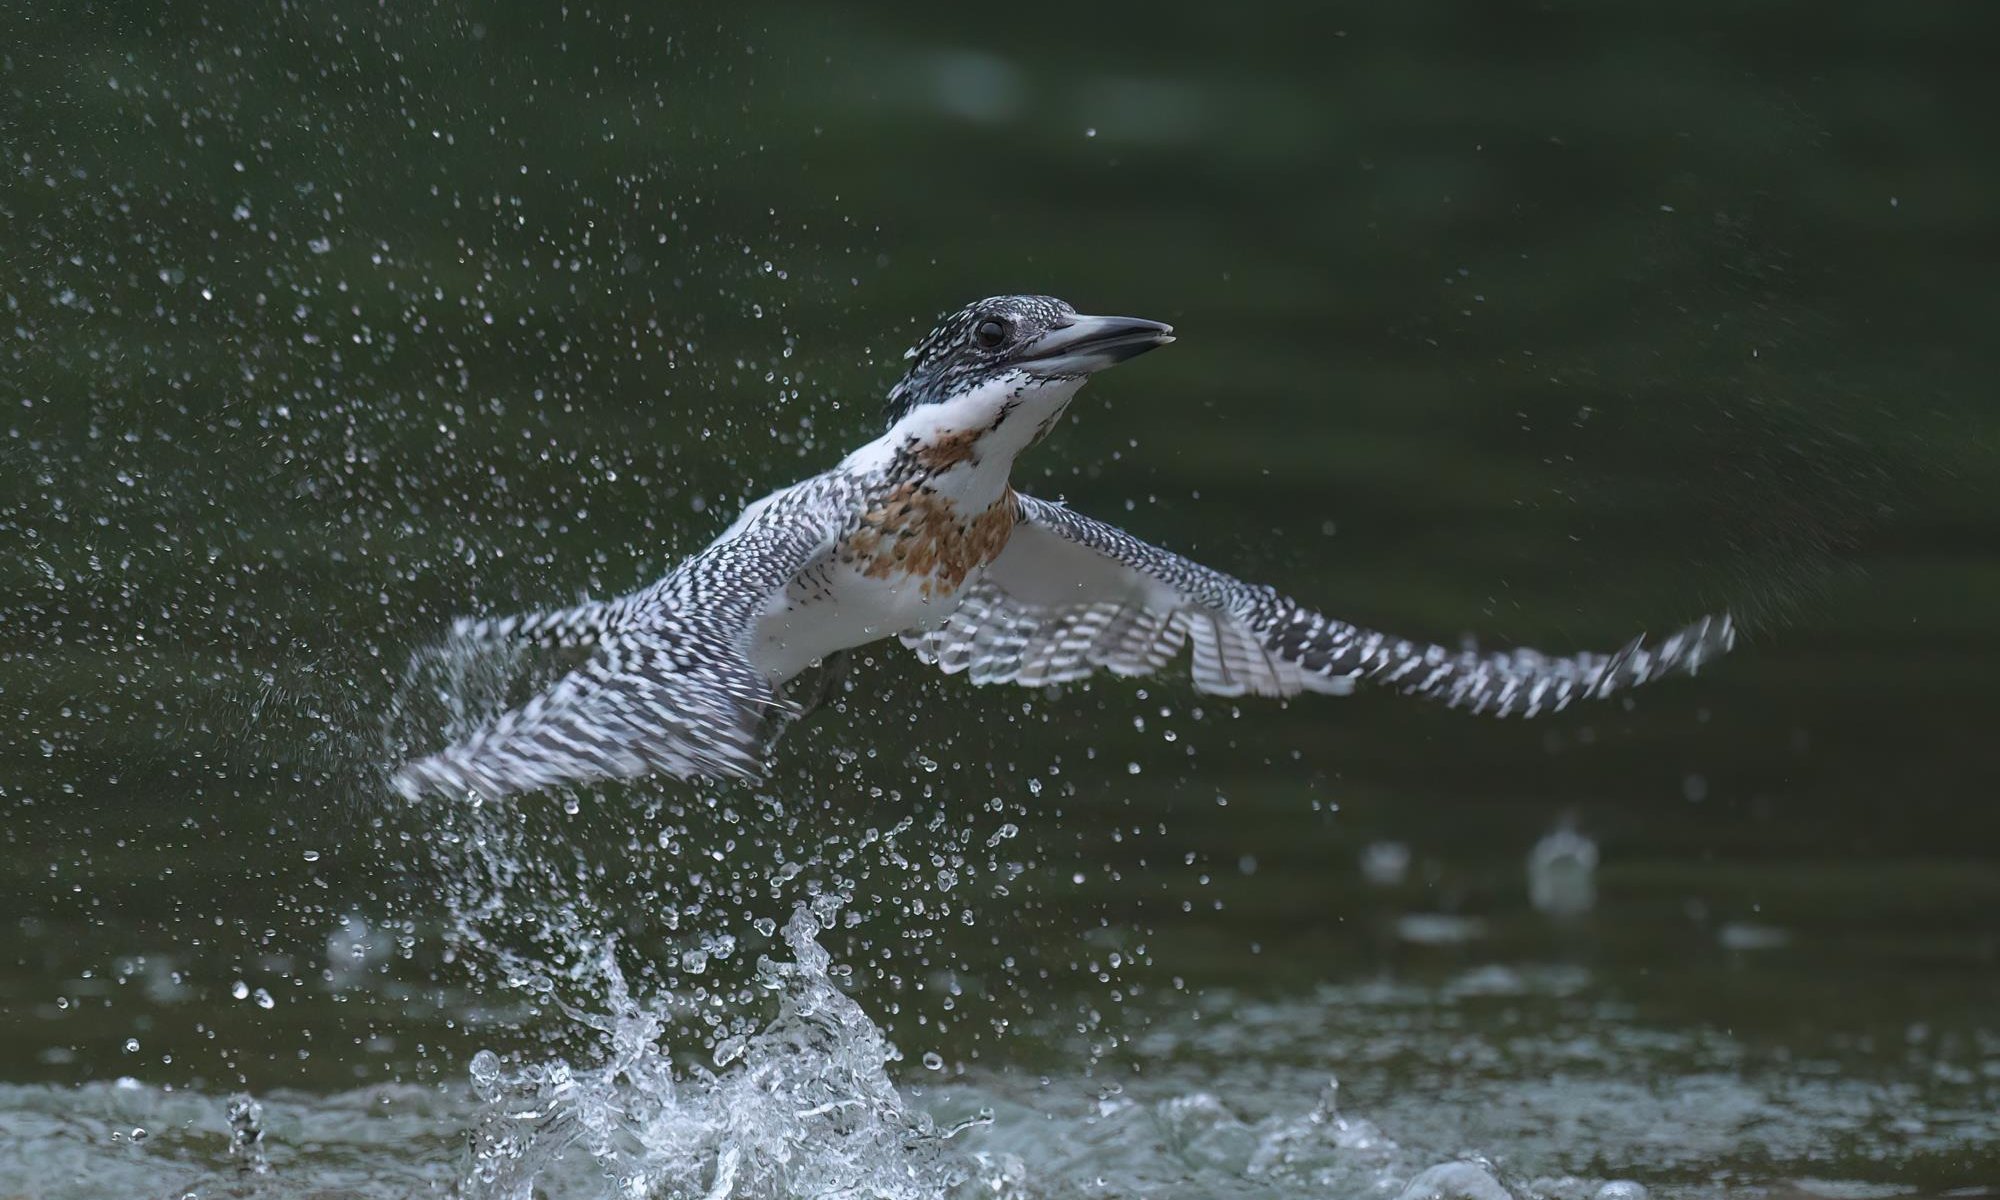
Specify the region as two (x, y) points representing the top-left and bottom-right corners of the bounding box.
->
(374, 629), (987, 1197)
(458, 901), (982, 1199)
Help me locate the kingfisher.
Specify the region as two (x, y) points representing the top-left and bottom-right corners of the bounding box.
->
(392, 294), (1734, 799)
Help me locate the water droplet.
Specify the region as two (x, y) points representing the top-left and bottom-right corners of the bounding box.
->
(468, 1049), (502, 1090)
(231, 980), (249, 1000)
(921, 1051), (944, 1071)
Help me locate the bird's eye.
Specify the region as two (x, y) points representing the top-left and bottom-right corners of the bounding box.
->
(973, 317), (1009, 349)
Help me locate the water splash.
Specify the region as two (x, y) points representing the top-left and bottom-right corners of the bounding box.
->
(226, 1092), (270, 1175)
(460, 900), (977, 1200)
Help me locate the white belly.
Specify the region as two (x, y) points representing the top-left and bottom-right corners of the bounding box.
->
(748, 557), (970, 682)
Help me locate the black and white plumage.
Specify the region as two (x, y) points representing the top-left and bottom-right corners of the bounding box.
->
(908, 496), (1732, 712)
(392, 294), (1735, 800)
(397, 475), (863, 797)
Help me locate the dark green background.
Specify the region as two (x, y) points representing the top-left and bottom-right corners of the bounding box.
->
(2, 0), (1996, 1189)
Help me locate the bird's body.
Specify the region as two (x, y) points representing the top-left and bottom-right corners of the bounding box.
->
(392, 295), (1734, 800)
(752, 413), (1025, 680)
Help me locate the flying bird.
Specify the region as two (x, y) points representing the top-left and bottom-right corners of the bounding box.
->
(393, 295), (1733, 799)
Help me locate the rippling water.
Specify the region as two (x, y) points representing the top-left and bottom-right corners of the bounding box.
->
(5, 917), (1994, 1197)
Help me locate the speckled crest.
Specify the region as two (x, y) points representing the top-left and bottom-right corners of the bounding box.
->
(884, 294), (1077, 424)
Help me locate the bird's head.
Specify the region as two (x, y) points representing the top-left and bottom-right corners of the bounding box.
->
(883, 295), (1173, 446)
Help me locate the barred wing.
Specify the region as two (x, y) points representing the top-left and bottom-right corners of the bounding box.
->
(391, 482), (841, 799)
(903, 495), (1734, 714)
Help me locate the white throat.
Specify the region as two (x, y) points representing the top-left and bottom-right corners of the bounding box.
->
(843, 371), (1087, 501)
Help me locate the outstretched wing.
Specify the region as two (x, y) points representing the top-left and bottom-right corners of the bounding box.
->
(902, 494), (1734, 715)
(445, 595), (643, 650)
(392, 481), (844, 800)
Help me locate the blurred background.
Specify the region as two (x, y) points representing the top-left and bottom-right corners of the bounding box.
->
(1, 1), (1995, 1194)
